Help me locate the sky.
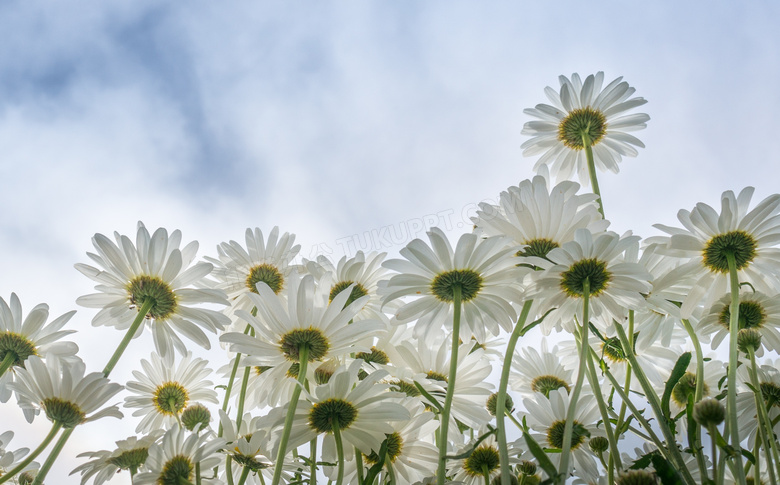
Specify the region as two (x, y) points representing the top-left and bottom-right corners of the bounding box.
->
(1, 1), (779, 482)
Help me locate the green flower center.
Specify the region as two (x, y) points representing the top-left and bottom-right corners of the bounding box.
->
(718, 300), (766, 331)
(329, 281), (369, 308)
(557, 107), (608, 150)
(463, 445), (501, 477)
(615, 469), (661, 485)
(426, 371), (448, 383)
(430, 269), (484, 303)
(286, 362), (300, 379)
(486, 392), (514, 416)
(391, 379), (421, 397)
(364, 432), (404, 464)
(42, 397), (85, 428)
(547, 420), (590, 450)
(517, 238), (560, 259)
(181, 404), (211, 431)
(308, 398), (359, 433)
(560, 258), (611, 297)
(254, 365), (273, 375)
(233, 453), (271, 472)
(153, 382), (189, 416)
(702, 230), (758, 274)
(0, 332), (37, 367)
(356, 346), (390, 366)
(314, 364), (333, 385)
(761, 382), (780, 407)
(672, 372), (710, 406)
(246, 264), (284, 294)
(530, 375), (571, 397)
(126, 275), (178, 320)
(108, 448), (150, 470)
(157, 455), (193, 485)
(279, 328), (330, 362)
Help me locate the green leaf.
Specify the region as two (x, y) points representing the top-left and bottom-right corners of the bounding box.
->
(413, 381), (443, 413)
(662, 352), (692, 421)
(650, 452), (685, 485)
(523, 431), (558, 480)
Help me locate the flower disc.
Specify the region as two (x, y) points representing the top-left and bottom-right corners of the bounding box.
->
(430, 269), (484, 302)
(702, 230), (757, 273)
(559, 258), (611, 297)
(126, 275), (178, 320)
(308, 398), (358, 433)
(558, 107), (608, 149)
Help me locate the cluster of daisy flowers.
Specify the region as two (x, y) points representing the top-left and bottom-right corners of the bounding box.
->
(1, 72), (779, 485)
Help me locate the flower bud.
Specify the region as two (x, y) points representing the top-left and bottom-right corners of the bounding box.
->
(588, 436), (610, 453)
(693, 397), (726, 427)
(486, 392), (514, 416)
(737, 328), (762, 354)
(181, 403), (211, 431)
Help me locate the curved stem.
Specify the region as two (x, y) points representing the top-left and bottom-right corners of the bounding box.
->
(271, 345), (310, 485)
(613, 322), (696, 485)
(708, 423), (720, 485)
(584, 142), (604, 218)
(333, 417), (345, 485)
(681, 317), (710, 482)
(30, 425), (70, 485)
(0, 422), (62, 484)
(236, 466), (251, 485)
(497, 300), (533, 485)
(102, 298), (154, 377)
(436, 285), (462, 485)
(726, 253), (747, 485)
(584, 341), (622, 475)
(748, 347), (779, 485)
(0, 352), (15, 378)
(219, 323), (252, 438)
(558, 279), (591, 483)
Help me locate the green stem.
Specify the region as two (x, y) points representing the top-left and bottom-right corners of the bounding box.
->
(584, 142), (604, 218)
(584, 340), (622, 476)
(708, 423), (720, 485)
(102, 299), (154, 377)
(310, 439), (318, 485)
(558, 279), (591, 483)
(614, 310), (634, 432)
(30, 424), (70, 485)
(0, 352), (15, 378)
(0, 422), (62, 484)
(726, 253), (747, 485)
(482, 464), (491, 485)
(507, 412), (525, 431)
(681, 317), (709, 482)
(613, 322), (696, 485)
(333, 417), (345, 485)
(236, 466), (251, 485)
(271, 345), (310, 485)
(196, 462), (201, 485)
(436, 285), (462, 485)
(354, 447), (363, 485)
(226, 456), (235, 485)
(219, 323), (252, 438)
(497, 300), (533, 485)
(386, 450), (397, 485)
(748, 347), (779, 485)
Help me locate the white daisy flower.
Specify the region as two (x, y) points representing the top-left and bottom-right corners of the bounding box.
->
(698, 290), (780, 355)
(0, 293), (78, 403)
(281, 360), (410, 455)
(10, 355), (123, 426)
(521, 72), (649, 185)
(0, 432), (37, 482)
(132, 424), (225, 485)
(648, 187), (780, 318)
(75, 222), (230, 357)
(380, 227), (526, 342)
(70, 431), (163, 484)
(521, 389), (602, 482)
(531, 229), (652, 334)
(449, 433), (519, 485)
(661, 356), (726, 415)
(124, 351), (218, 434)
(220, 272), (385, 371)
(304, 250), (398, 322)
(473, 169), (608, 265)
(511, 339), (575, 398)
(207, 226), (300, 313)
(734, 358), (780, 449)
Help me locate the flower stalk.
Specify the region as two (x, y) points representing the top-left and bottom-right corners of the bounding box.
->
(271, 345), (310, 485)
(726, 253), (747, 485)
(436, 284), (462, 485)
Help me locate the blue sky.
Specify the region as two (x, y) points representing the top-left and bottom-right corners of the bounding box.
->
(1, 1), (779, 481)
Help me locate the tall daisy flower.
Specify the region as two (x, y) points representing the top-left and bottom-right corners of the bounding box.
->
(511, 339), (575, 398)
(531, 229), (651, 334)
(10, 356), (123, 427)
(473, 170), (608, 266)
(0, 432), (37, 481)
(380, 227), (525, 342)
(124, 351), (218, 434)
(70, 431), (163, 484)
(0, 293), (78, 402)
(207, 226), (300, 314)
(521, 72), (649, 186)
(449, 433), (519, 485)
(75, 222), (230, 358)
(132, 424), (224, 485)
(699, 290), (780, 355)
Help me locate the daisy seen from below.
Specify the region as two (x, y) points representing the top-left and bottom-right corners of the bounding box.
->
(206, 226), (300, 316)
(132, 424), (224, 485)
(218, 410), (293, 484)
(521, 389), (603, 482)
(75, 222), (230, 358)
(305, 250), (398, 321)
(699, 290), (780, 355)
(70, 431), (163, 484)
(449, 433), (518, 485)
(521, 72), (649, 189)
(473, 168), (608, 267)
(0, 432), (37, 482)
(734, 360), (780, 450)
(0, 293), (78, 402)
(124, 351), (218, 434)
(281, 361), (410, 484)
(380, 227), (525, 343)
(511, 339), (575, 399)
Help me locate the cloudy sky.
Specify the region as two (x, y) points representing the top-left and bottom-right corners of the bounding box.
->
(1, 1), (779, 481)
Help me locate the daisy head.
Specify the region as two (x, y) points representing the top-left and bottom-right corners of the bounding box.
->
(699, 290), (780, 355)
(521, 72), (649, 185)
(649, 188), (780, 318)
(381, 227), (526, 342)
(70, 431), (163, 484)
(511, 339), (574, 398)
(75, 222), (230, 357)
